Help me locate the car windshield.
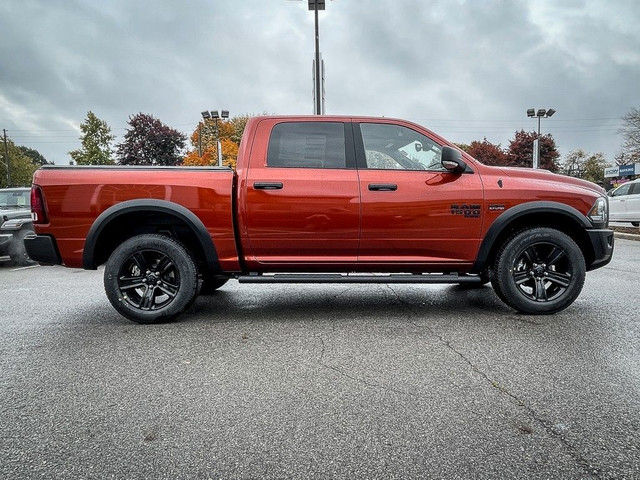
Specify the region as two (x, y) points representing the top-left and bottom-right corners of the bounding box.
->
(0, 190), (30, 209)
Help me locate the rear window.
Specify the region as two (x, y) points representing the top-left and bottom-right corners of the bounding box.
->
(267, 122), (346, 169)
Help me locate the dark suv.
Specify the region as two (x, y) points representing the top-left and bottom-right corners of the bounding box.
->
(0, 188), (34, 265)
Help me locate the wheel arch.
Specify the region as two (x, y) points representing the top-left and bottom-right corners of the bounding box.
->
(472, 201), (595, 274)
(83, 199), (221, 275)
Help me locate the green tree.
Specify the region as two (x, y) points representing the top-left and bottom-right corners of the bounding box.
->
(562, 150), (608, 185)
(116, 113), (186, 166)
(0, 138), (39, 187)
(17, 146), (49, 166)
(69, 111), (115, 165)
(619, 107), (640, 163)
(508, 130), (560, 172)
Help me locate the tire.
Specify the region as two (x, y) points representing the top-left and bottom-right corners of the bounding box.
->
(104, 234), (198, 324)
(9, 228), (35, 266)
(198, 277), (229, 295)
(491, 228), (586, 315)
(632, 222), (639, 227)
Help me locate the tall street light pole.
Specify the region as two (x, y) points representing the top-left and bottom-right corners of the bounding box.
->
(526, 108), (556, 169)
(289, 0), (327, 115)
(201, 110), (229, 166)
(312, 0), (322, 115)
(2, 129), (10, 187)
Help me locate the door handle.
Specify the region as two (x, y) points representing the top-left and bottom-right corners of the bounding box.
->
(253, 182), (283, 190)
(368, 183), (397, 191)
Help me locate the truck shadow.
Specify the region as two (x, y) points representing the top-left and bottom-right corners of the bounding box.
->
(181, 283), (538, 326)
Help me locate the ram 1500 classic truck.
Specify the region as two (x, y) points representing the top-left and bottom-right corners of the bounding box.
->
(25, 116), (614, 323)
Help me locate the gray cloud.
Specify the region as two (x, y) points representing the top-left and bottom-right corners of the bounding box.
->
(1, 0), (638, 165)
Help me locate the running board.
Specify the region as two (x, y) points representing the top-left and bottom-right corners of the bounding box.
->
(237, 273), (483, 284)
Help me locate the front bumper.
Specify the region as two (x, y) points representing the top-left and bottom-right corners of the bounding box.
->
(586, 228), (614, 271)
(0, 233), (12, 255)
(23, 234), (62, 266)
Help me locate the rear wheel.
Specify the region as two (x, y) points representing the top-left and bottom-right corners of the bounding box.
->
(492, 228), (586, 314)
(104, 234), (198, 324)
(632, 221), (639, 227)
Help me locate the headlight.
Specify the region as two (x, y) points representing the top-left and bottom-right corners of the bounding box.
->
(0, 219), (27, 231)
(587, 197), (608, 226)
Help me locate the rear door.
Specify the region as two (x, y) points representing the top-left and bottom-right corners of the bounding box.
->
(242, 119), (360, 267)
(355, 121), (484, 267)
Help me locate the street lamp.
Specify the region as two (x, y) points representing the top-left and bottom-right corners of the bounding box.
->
(200, 110), (229, 166)
(288, 0), (329, 115)
(527, 107), (556, 168)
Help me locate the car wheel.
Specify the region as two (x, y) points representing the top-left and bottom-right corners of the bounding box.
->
(632, 222), (639, 227)
(198, 277), (229, 295)
(492, 228), (586, 314)
(104, 234), (198, 324)
(9, 228), (35, 266)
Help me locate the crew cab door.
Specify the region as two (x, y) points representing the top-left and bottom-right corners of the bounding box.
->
(355, 121), (484, 267)
(241, 119), (360, 267)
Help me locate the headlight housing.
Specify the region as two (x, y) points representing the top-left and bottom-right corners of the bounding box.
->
(587, 197), (608, 227)
(0, 218), (29, 231)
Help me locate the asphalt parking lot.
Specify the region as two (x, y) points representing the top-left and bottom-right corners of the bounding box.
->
(1, 239), (639, 479)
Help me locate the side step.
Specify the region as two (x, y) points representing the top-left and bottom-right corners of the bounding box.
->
(237, 273), (483, 284)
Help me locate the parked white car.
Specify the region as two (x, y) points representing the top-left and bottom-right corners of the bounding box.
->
(608, 179), (640, 226)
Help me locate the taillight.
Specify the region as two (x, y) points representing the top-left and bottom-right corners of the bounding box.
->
(31, 185), (48, 224)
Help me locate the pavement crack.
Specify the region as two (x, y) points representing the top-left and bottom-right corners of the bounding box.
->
(385, 284), (603, 479)
(314, 334), (416, 398)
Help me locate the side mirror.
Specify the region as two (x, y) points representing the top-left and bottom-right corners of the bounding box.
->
(441, 146), (467, 174)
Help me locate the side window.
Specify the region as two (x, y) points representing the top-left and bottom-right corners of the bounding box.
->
(360, 123), (444, 171)
(630, 183), (640, 195)
(612, 184), (632, 197)
(267, 122), (346, 169)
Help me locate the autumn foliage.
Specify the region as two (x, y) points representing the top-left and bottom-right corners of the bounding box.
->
(183, 115), (249, 169)
(458, 131), (560, 172)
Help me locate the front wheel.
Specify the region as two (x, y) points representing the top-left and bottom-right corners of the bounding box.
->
(491, 228), (586, 314)
(104, 234), (198, 324)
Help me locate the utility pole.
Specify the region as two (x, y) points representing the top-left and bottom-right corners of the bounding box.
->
(2, 129), (10, 187)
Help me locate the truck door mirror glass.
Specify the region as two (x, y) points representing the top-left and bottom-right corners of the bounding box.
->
(441, 146), (467, 173)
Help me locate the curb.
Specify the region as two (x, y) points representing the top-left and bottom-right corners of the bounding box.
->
(614, 232), (640, 241)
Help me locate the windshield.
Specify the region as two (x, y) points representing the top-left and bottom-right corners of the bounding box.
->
(0, 190), (30, 209)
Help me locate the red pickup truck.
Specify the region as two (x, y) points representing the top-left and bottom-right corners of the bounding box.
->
(25, 116), (614, 323)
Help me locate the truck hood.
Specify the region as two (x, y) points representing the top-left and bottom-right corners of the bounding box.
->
(495, 167), (606, 196)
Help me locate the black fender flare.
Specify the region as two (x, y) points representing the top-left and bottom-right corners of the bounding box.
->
(471, 201), (592, 273)
(82, 199), (221, 272)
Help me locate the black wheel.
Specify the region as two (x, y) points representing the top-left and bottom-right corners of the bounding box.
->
(491, 228), (586, 314)
(9, 229), (35, 266)
(198, 277), (229, 295)
(104, 234), (198, 324)
(632, 222), (639, 227)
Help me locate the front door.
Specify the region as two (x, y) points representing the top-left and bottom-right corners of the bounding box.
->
(355, 121), (484, 268)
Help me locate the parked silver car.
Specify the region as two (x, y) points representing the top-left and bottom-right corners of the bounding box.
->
(608, 179), (640, 227)
(0, 188), (34, 265)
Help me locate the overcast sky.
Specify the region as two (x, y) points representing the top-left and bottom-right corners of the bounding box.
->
(1, 0), (639, 165)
